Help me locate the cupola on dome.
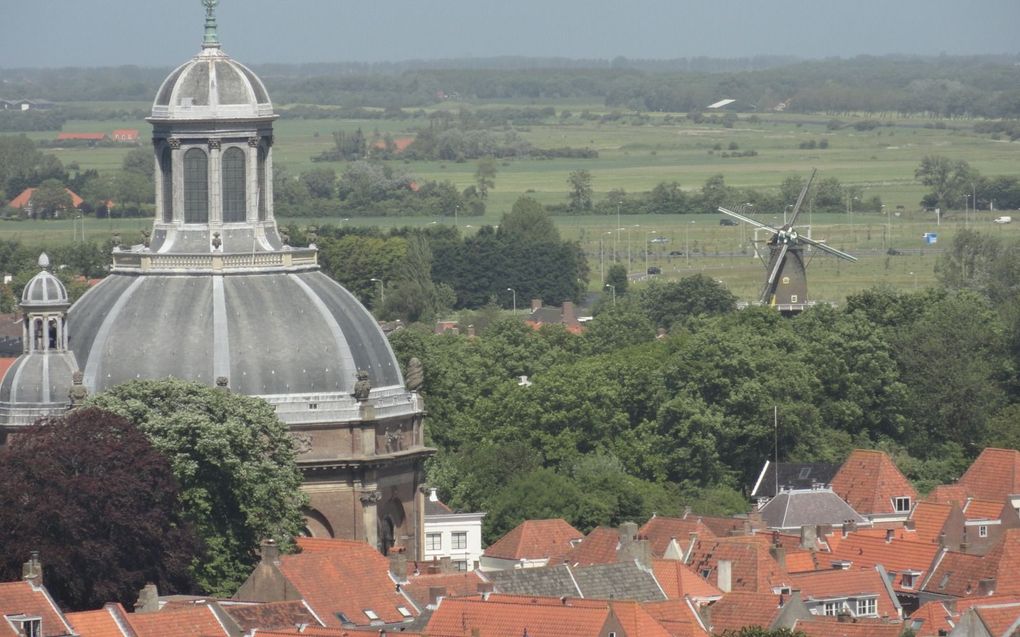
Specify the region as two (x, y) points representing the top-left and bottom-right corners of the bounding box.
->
(150, 5), (272, 121)
(21, 254), (68, 308)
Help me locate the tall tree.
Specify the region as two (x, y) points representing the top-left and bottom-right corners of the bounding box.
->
(86, 380), (306, 596)
(29, 178), (72, 218)
(474, 157), (497, 199)
(915, 155), (976, 211)
(0, 407), (197, 611)
(499, 196), (560, 243)
(567, 170), (593, 211)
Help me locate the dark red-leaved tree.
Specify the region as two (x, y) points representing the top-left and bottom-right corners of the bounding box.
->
(0, 407), (198, 610)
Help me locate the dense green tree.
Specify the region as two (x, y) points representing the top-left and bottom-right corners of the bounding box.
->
(567, 169), (593, 211)
(915, 155), (976, 211)
(474, 157), (497, 199)
(121, 147), (154, 181)
(0, 407), (197, 611)
(300, 168), (338, 200)
(115, 171), (154, 209)
(499, 196), (560, 243)
(85, 380), (306, 596)
(605, 263), (629, 297)
(383, 234), (455, 323)
(318, 234), (407, 304)
(582, 300), (654, 355)
(29, 178), (72, 218)
(638, 275), (737, 330)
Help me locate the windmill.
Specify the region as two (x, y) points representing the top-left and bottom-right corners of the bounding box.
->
(718, 170), (857, 313)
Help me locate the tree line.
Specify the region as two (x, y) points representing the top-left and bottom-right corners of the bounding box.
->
(388, 228), (1020, 542)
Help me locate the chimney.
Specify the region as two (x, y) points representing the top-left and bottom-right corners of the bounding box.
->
(771, 530), (781, 547)
(800, 525), (817, 551)
(748, 511), (764, 530)
(22, 552), (41, 587)
(655, 327), (668, 340)
(837, 610), (851, 623)
(439, 556), (453, 573)
(429, 488), (440, 502)
(618, 521), (638, 547)
(476, 582), (494, 594)
(390, 549), (408, 581)
(904, 519), (916, 532)
(260, 538), (280, 565)
(561, 301), (576, 324)
(789, 589), (802, 606)
(978, 578), (996, 596)
(466, 324), (476, 339)
(428, 586), (447, 606)
(470, 629), (480, 637)
(682, 506), (692, 519)
(134, 583), (159, 613)
(717, 560), (732, 593)
(885, 529), (894, 543)
(770, 546), (787, 572)
(531, 299), (542, 312)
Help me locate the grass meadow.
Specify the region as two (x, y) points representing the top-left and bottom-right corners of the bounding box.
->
(8, 102), (1020, 305)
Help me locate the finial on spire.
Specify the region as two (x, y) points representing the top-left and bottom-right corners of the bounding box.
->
(38, 253), (50, 270)
(202, 0), (220, 49)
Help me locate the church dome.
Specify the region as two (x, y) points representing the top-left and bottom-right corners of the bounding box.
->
(21, 254), (68, 308)
(151, 48), (273, 121)
(67, 269), (406, 408)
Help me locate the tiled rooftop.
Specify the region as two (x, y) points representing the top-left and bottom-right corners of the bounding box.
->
(651, 560), (722, 600)
(831, 450), (917, 516)
(687, 537), (787, 593)
(425, 595), (611, 637)
(638, 516), (716, 559)
(958, 448), (1020, 502)
(0, 581), (74, 637)
(703, 591), (784, 634)
(793, 618), (903, 637)
(275, 538), (418, 627)
(563, 526), (621, 566)
(483, 519), (583, 561)
(786, 568), (899, 619)
(827, 533), (939, 593)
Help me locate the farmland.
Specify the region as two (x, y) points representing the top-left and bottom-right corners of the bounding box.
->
(7, 100), (1020, 304)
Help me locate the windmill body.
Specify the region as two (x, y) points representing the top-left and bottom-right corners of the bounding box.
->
(719, 170), (857, 315)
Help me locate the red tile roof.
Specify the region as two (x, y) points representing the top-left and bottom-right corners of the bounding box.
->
(694, 515), (746, 538)
(783, 550), (820, 574)
(831, 450), (917, 516)
(65, 606), (129, 637)
(608, 600), (674, 637)
(425, 595), (612, 637)
(785, 568), (899, 620)
(909, 595), (1020, 637)
(220, 600), (320, 631)
(638, 516), (716, 559)
(793, 618), (903, 637)
(275, 537), (418, 627)
(687, 537), (787, 593)
(564, 527), (620, 566)
(0, 581), (74, 637)
(909, 501), (954, 545)
(111, 130), (139, 141)
(0, 358), (17, 386)
(8, 188), (84, 209)
(926, 484), (969, 507)
(370, 137), (414, 153)
(56, 133), (107, 141)
(703, 592), (785, 634)
(958, 449), (1020, 502)
(964, 498), (1006, 521)
(974, 602), (1020, 636)
(921, 529), (1020, 599)
(640, 599), (710, 637)
(402, 571), (487, 608)
(123, 605), (229, 637)
(651, 560), (722, 600)
(483, 519), (583, 561)
(827, 533), (939, 593)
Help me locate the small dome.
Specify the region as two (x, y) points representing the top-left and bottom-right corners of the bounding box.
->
(151, 48), (273, 120)
(22, 258), (68, 308)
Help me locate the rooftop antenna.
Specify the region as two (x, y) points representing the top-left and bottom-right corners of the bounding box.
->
(201, 0), (220, 49)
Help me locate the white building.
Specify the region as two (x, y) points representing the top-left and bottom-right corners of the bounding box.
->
(423, 489), (485, 572)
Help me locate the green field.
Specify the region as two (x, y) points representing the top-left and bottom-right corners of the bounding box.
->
(7, 103), (1020, 305)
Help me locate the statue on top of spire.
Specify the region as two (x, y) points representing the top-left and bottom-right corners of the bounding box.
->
(202, 0), (220, 49)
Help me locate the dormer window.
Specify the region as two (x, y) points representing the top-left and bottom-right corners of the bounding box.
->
(894, 496), (912, 513)
(7, 615), (41, 637)
(855, 597), (877, 617)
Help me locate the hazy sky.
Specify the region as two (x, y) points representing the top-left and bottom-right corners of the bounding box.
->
(2, 0), (1018, 68)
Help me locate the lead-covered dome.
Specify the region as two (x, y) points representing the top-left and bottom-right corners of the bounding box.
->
(151, 47), (273, 120)
(21, 254), (68, 308)
(67, 269), (404, 399)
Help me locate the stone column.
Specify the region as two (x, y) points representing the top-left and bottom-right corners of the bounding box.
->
(246, 137), (260, 224)
(207, 139), (222, 225)
(169, 138), (183, 223)
(264, 138), (274, 221)
(360, 487), (380, 551)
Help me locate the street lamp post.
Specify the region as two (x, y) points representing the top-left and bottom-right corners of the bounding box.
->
(605, 284), (616, 306)
(883, 204), (889, 248)
(507, 287), (517, 314)
(909, 271), (917, 290)
(370, 278), (385, 305)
